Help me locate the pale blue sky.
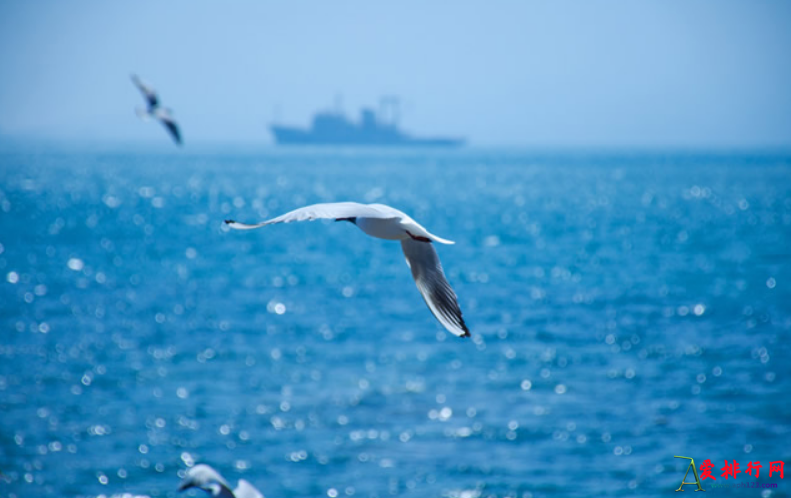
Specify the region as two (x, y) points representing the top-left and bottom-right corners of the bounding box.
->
(1, 0), (789, 147)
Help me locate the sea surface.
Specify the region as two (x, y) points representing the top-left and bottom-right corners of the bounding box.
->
(0, 145), (790, 498)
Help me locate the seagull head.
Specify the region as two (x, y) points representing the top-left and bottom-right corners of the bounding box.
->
(335, 217), (357, 224)
(178, 464), (230, 495)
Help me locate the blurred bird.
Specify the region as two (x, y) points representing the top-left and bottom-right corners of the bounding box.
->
(131, 74), (182, 146)
(178, 464), (263, 498)
(226, 202), (471, 338)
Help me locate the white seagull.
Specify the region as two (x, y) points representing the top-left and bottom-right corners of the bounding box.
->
(226, 202), (471, 338)
(131, 74), (182, 146)
(178, 464), (263, 498)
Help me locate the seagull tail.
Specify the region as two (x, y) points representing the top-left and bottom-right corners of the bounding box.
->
(428, 234), (455, 245)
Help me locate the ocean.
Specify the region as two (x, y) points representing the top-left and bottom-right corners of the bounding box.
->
(1, 145), (789, 497)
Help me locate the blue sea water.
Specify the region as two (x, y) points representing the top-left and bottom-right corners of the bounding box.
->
(0, 145), (790, 498)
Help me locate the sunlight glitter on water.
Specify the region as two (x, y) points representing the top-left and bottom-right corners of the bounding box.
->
(0, 148), (789, 498)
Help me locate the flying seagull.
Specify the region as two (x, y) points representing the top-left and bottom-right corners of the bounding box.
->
(179, 464), (263, 498)
(226, 202), (471, 338)
(131, 74), (182, 146)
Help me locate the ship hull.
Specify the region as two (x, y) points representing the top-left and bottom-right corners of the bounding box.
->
(270, 125), (465, 147)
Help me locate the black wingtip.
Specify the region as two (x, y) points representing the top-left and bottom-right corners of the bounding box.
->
(224, 220), (234, 224)
(458, 317), (471, 338)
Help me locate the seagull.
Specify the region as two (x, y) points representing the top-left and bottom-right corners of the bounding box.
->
(225, 202), (471, 338)
(131, 74), (182, 146)
(179, 464), (263, 498)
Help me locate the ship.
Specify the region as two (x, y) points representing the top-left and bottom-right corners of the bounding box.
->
(270, 99), (465, 147)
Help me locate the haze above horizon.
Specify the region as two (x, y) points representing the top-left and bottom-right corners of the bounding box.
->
(0, 0), (789, 148)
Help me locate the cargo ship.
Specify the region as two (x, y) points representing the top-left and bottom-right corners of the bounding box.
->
(270, 103), (465, 147)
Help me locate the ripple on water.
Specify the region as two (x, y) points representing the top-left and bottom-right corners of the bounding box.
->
(0, 149), (789, 497)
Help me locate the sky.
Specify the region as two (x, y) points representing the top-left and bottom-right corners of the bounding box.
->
(0, 0), (790, 147)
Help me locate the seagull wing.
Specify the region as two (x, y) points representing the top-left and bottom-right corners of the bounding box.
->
(234, 480), (264, 498)
(400, 238), (470, 338)
(131, 74), (159, 109)
(159, 115), (182, 145)
(178, 464), (234, 497)
(226, 202), (398, 230)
